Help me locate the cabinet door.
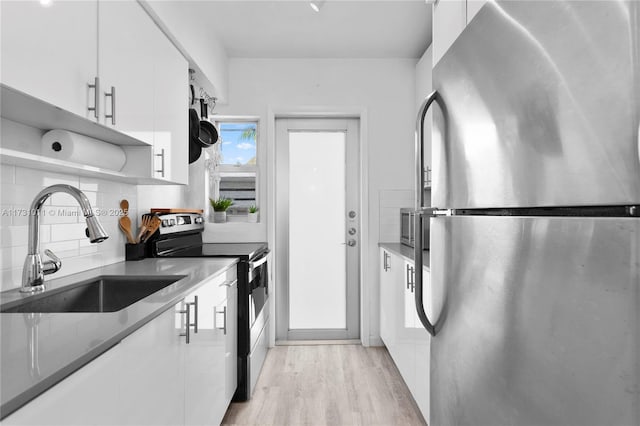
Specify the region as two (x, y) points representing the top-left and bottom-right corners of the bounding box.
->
(379, 249), (398, 354)
(394, 259), (416, 392)
(432, 0), (466, 66)
(153, 25), (189, 184)
(413, 266), (431, 424)
(2, 345), (121, 426)
(98, 0), (155, 144)
(118, 307), (184, 426)
(184, 274), (228, 426)
(224, 280), (238, 403)
(0, 0), (98, 119)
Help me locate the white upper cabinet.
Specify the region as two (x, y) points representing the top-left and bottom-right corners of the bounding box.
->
(0, 0), (189, 184)
(0, 0), (98, 119)
(98, 0), (188, 184)
(433, 0), (489, 66)
(98, 0), (156, 145)
(433, 0), (466, 66)
(153, 26), (189, 184)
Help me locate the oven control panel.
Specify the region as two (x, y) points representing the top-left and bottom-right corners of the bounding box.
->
(156, 213), (205, 234)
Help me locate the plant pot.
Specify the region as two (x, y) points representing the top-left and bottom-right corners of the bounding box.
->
(247, 212), (258, 223)
(213, 211), (227, 223)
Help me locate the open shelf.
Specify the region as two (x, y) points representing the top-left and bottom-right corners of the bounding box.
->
(0, 148), (171, 185)
(1, 84), (151, 147)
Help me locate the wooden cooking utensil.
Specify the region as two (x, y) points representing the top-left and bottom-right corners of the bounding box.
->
(135, 214), (154, 243)
(142, 215), (162, 243)
(119, 216), (136, 244)
(119, 199), (136, 244)
(135, 225), (147, 243)
(120, 199), (129, 215)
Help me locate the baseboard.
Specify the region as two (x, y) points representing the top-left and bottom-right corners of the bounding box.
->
(276, 339), (361, 346)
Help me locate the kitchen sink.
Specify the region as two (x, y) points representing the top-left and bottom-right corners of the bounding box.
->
(0, 275), (186, 313)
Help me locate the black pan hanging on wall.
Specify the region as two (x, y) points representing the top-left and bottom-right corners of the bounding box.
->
(197, 120), (219, 147)
(189, 108), (220, 164)
(189, 108), (202, 164)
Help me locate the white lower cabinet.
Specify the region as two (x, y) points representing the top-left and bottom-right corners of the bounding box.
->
(184, 270), (237, 426)
(379, 248), (431, 424)
(379, 249), (400, 358)
(3, 269), (237, 426)
(118, 307), (184, 426)
(3, 343), (122, 426)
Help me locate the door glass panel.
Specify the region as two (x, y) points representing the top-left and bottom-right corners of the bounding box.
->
(288, 131), (346, 329)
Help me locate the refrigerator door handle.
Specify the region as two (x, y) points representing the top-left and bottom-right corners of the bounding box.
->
(414, 91), (440, 337)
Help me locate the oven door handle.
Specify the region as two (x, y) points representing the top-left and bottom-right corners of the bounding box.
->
(249, 254), (268, 269)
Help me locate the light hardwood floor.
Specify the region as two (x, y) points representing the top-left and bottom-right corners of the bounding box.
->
(222, 344), (427, 426)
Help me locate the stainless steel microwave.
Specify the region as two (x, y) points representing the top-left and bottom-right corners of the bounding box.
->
(400, 208), (430, 249)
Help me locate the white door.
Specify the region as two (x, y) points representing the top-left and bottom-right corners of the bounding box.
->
(275, 118), (360, 341)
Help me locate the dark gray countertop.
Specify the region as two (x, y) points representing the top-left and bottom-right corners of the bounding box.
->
(378, 242), (430, 269)
(0, 258), (238, 419)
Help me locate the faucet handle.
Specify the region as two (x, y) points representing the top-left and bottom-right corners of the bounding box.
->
(42, 249), (62, 275)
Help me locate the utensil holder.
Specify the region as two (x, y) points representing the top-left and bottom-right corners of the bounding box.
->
(125, 243), (146, 261)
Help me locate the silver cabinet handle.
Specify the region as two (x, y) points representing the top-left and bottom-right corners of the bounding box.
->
(179, 306), (190, 344)
(406, 264), (415, 292)
(383, 251), (389, 272)
(87, 77), (99, 119)
(104, 86), (116, 125)
(414, 91), (439, 336)
(155, 148), (165, 178)
(410, 266), (415, 293)
(214, 306), (227, 335)
(187, 296), (198, 333)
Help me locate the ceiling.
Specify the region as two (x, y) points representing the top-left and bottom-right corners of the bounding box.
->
(189, 0), (432, 59)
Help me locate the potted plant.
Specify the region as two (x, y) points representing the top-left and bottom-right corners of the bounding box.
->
(247, 205), (259, 223)
(210, 197), (233, 223)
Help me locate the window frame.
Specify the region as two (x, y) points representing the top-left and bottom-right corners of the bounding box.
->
(208, 116), (260, 222)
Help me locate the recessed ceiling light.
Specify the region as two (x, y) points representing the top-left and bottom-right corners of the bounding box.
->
(310, 0), (326, 12)
(40, 0), (53, 6)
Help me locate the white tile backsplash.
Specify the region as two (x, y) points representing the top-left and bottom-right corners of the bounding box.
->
(379, 189), (413, 243)
(0, 165), (137, 291)
(0, 119), (187, 291)
(50, 222), (91, 242)
(1, 164), (15, 184)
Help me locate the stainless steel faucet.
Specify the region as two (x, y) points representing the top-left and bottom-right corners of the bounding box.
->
(21, 184), (109, 293)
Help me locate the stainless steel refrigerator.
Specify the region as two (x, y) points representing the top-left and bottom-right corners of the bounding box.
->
(413, 1), (640, 425)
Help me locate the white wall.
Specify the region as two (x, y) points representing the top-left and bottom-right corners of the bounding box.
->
(216, 58), (417, 345)
(0, 120), (138, 291)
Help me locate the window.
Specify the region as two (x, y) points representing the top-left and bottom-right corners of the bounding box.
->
(205, 119), (259, 220)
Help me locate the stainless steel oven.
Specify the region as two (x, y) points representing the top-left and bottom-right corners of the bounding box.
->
(400, 208), (429, 248)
